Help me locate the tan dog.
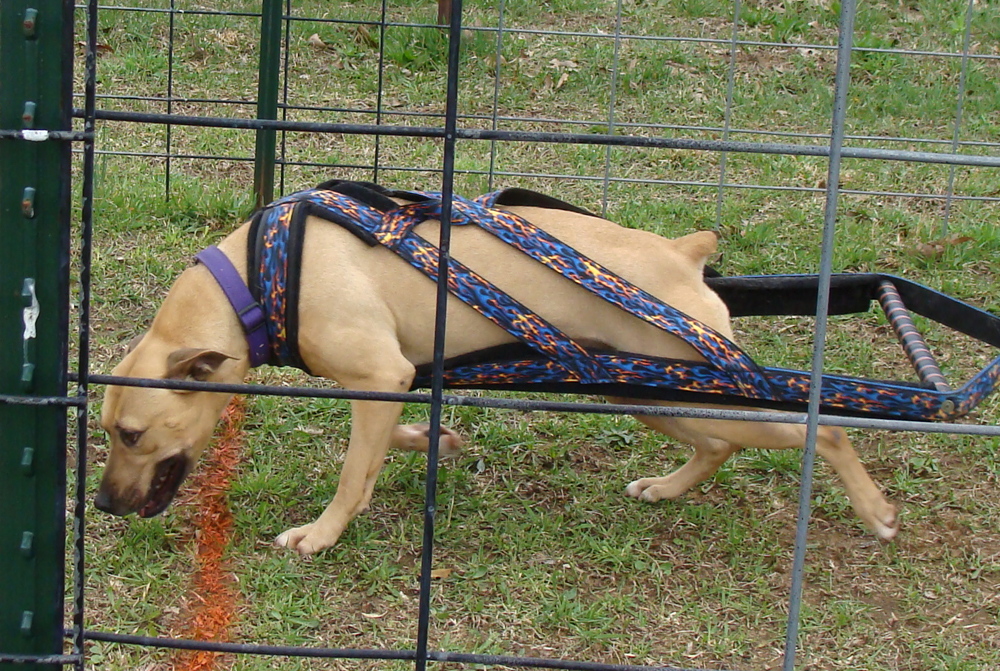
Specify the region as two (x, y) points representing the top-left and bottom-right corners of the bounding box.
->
(95, 195), (899, 554)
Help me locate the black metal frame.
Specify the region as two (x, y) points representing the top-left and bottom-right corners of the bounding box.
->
(2, 0), (997, 669)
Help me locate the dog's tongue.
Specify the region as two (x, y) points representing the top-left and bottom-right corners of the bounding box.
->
(138, 494), (173, 518)
(138, 481), (176, 517)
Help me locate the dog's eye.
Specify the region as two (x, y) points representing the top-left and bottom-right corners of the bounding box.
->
(118, 428), (143, 448)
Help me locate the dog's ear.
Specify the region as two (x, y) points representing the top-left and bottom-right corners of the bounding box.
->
(165, 348), (236, 382)
(126, 332), (146, 353)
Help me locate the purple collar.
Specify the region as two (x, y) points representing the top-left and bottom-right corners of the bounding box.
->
(194, 245), (270, 367)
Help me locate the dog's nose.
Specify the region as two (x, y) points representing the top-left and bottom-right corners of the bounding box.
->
(93, 488), (114, 513)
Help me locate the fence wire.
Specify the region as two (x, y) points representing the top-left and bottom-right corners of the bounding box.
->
(42, 0), (1000, 669)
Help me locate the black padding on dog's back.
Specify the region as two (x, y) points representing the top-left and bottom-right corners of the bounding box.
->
(316, 180), (401, 213)
(491, 187), (598, 218)
(315, 179), (436, 209)
(384, 188), (436, 203)
(315, 179), (388, 195)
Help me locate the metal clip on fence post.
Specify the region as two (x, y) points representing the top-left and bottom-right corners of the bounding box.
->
(22, 279), (39, 387)
(20, 4), (40, 390)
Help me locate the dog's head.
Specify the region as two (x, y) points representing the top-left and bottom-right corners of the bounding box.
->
(95, 334), (238, 518)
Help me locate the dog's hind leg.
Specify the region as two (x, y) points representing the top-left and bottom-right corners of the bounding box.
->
(619, 406), (899, 540)
(390, 423), (464, 458)
(617, 411), (740, 502)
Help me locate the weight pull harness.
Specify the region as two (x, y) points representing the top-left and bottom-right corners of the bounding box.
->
(195, 180), (1000, 423)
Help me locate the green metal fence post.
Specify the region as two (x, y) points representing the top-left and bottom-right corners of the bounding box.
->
(253, 0), (283, 208)
(0, 1), (73, 669)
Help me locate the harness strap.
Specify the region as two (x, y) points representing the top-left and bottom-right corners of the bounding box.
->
(359, 191), (773, 400)
(273, 189), (613, 381)
(470, 192), (772, 399)
(248, 199), (310, 370)
(244, 183), (773, 400)
(377, 204), (614, 383)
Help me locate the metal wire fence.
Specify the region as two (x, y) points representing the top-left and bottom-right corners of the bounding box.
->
(3, 0), (997, 667)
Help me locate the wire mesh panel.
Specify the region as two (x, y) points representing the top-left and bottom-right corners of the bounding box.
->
(52, 0), (1000, 669)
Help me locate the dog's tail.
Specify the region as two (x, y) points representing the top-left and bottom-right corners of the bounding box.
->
(673, 230), (719, 271)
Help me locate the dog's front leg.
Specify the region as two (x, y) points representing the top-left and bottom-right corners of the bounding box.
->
(275, 397), (406, 555)
(274, 336), (418, 556)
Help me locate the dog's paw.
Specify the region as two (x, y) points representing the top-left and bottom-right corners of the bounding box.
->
(391, 423), (464, 459)
(437, 426), (465, 458)
(625, 478), (683, 502)
(274, 524), (332, 556)
(865, 501), (900, 542)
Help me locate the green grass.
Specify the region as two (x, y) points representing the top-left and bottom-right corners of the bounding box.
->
(71, 0), (1000, 669)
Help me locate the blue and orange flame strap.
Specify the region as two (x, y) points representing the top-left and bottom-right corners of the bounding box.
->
(470, 193), (772, 398)
(253, 190), (617, 382)
(413, 352), (1000, 422)
(255, 201), (298, 367)
(247, 183), (1000, 422)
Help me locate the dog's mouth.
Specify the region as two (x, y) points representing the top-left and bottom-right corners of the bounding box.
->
(138, 454), (191, 518)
